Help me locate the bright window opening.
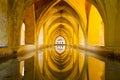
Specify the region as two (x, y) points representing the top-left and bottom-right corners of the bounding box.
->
(55, 36), (66, 54)
(20, 23), (25, 45)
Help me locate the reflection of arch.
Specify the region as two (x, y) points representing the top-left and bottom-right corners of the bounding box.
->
(88, 5), (104, 46)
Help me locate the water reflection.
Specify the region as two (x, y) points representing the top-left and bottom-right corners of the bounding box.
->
(37, 45), (87, 80)
(0, 45), (105, 80)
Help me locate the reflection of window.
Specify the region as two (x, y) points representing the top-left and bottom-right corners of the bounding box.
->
(55, 36), (66, 54)
(20, 61), (24, 77)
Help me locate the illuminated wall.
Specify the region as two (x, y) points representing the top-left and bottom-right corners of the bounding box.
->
(88, 5), (104, 46)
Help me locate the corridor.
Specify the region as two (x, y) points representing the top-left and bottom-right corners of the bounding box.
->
(0, 0), (120, 80)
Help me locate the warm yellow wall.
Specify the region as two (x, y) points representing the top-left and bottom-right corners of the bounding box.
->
(24, 4), (36, 44)
(65, 0), (87, 29)
(88, 56), (105, 80)
(88, 5), (104, 46)
(0, 0), (7, 47)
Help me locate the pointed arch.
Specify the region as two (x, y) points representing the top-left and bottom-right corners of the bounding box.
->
(88, 5), (104, 46)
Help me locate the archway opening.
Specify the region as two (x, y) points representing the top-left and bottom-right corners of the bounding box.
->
(55, 36), (66, 54)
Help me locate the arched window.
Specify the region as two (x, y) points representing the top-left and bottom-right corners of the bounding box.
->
(38, 26), (43, 45)
(20, 23), (25, 45)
